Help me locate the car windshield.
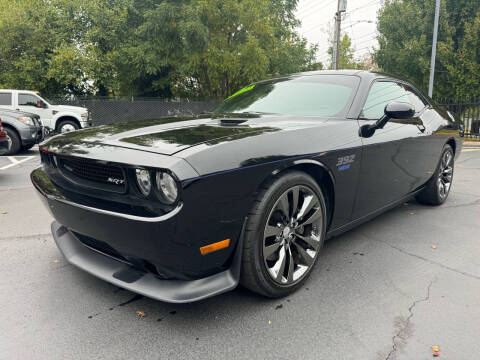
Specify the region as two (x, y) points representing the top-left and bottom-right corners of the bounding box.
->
(213, 75), (360, 117)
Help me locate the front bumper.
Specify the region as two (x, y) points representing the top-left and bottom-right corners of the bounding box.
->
(51, 221), (241, 303)
(19, 125), (44, 146)
(80, 119), (92, 128)
(31, 165), (246, 302)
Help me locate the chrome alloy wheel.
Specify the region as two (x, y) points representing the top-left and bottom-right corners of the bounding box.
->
(263, 185), (323, 285)
(437, 149), (453, 199)
(60, 124), (76, 133)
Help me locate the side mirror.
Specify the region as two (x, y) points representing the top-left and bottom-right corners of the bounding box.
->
(360, 101), (415, 138)
(37, 101), (48, 109)
(384, 101), (415, 120)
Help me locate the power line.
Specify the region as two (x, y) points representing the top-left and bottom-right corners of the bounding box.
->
(297, 0), (337, 22)
(355, 36), (378, 46)
(296, 0), (333, 17)
(345, 0), (382, 15)
(353, 31), (377, 40)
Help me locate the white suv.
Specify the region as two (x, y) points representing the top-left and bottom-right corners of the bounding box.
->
(0, 90), (92, 133)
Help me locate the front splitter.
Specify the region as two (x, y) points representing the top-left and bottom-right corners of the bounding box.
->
(51, 221), (243, 303)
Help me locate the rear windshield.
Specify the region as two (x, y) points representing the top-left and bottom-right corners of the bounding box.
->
(213, 75), (360, 117)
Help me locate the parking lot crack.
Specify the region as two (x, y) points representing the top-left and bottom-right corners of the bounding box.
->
(361, 233), (480, 281)
(385, 279), (435, 360)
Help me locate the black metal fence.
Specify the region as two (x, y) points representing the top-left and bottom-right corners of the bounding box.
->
(50, 96), (480, 140)
(438, 98), (480, 139)
(50, 97), (219, 126)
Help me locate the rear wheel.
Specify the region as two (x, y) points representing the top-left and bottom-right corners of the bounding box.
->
(416, 144), (454, 205)
(3, 128), (21, 155)
(240, 171), (327, 298)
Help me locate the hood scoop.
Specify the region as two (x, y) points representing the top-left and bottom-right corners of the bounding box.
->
(218, 118), (247, 126)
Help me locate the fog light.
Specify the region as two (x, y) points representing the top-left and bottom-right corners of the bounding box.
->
(156, 171), (178, 204)
(135, 169), (151, 196)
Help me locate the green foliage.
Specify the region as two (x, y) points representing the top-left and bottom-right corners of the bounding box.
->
(327, 33), (364, 70)
(0, 0), (317, 99)
(374, 0), (480, 99)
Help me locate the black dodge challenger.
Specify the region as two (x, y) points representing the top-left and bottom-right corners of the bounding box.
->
(31, 70), (463, 302)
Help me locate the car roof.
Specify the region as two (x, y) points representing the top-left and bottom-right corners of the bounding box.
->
(292, 69), (402, 81)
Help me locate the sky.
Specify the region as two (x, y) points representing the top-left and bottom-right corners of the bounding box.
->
(295, 0), (383, 66)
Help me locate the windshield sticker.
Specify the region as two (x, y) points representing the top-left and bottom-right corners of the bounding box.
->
(226, 85), (255, 100)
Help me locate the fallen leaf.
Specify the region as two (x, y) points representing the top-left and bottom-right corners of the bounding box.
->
(53, 259), (60, 263)
(431, 346), (439, 351)
(136, 311), (147, 318)
(433, 351), (440, 357)
(1, 211), (7, 214)
(431, 245), (437, 249)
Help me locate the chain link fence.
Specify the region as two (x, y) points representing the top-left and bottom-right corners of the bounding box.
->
(49, 97), (219, 126)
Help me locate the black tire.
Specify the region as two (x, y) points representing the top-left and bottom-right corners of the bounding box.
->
(57, 120), (79, 133)
(416, 144), (454, 206)
(240, 171), (327, 298)
(3, 127), (21, 155)
(21, 143), (35, 151)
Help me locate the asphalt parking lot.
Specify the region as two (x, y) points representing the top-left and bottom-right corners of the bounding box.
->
(1, 146), (479, 360)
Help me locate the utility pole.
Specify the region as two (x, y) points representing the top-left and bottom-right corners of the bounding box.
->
(333, 0), (347, 70)
(428, 0), (441, 97)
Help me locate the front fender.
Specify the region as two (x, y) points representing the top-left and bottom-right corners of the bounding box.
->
(53, 112), (83, 126)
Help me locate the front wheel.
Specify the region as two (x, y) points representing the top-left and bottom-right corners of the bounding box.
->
(3, 128), (21, 155)
(240, 171), (327, 298)
(416, 144), (454, 205)
(57, 120), (79, 134)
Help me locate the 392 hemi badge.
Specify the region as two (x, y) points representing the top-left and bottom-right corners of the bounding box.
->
(336, 154), (356, 171)
(107, 177), (125, 185)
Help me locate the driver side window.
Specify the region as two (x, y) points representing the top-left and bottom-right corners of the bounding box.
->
(361, 81), (411, 120)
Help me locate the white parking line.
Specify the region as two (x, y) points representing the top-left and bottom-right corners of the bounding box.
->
(0, 156), (35, 170)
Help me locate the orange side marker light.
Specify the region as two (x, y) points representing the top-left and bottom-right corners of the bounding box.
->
(200, 239), (230, 255)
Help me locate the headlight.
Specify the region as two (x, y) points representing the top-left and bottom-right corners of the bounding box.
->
(81, 113), (88, 120)
(17, 116), (34, 126)
(135, 169), (151, 196)
(156, 171), (178, 204)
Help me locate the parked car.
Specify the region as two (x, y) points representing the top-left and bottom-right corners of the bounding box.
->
(0, 90), (92, 133)
(31, 70), (463, 303)
(0, 108), (44, 155)
(0, 118), (9, 155)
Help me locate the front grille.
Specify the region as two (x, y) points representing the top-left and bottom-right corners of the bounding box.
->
(57, 156), (126, 192)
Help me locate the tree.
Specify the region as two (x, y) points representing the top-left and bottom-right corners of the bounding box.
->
(327, 33), (363, 70)
(374, 0), (480, 100)
(0, 0), (317, 99)
(137, 0), (317, 99)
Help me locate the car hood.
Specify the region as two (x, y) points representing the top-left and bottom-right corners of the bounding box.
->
(42, 114), (331, 156)
(0, 108), (39, 118)
(52, 105), (87, 113)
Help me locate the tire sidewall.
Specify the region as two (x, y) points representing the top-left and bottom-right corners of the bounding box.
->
(248, 171), (327, 296)
(434, 145), (454, 204)
(4, 127), (21, 155)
